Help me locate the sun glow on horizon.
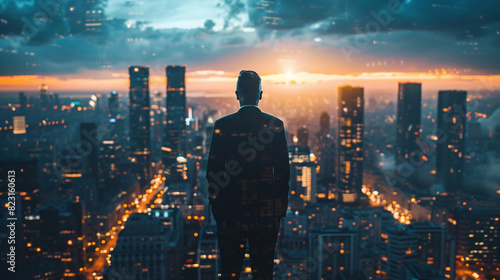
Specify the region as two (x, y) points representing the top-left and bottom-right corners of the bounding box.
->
(1, 71), (499, 95)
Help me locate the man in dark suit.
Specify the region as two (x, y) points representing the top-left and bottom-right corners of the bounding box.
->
(206, 70), (290, 279)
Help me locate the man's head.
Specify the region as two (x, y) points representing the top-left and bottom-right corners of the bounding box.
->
(236, 70), (262, 106)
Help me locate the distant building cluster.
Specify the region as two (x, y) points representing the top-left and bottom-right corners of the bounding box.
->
(1, 68), (499, 280)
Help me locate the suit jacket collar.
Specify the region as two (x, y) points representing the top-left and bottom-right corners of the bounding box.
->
(238, 105), (261, 112)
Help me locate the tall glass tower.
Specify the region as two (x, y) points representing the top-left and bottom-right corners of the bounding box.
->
(129, 66), (151, 183)
(163, 65), (187, 182)
(437, 90), (467, 193)
(396, 82), (422, 186)
(337, 85), (364, 203)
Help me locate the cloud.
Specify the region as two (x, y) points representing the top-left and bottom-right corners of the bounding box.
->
(0, 16), (259, 76)
(242, 0), (500, 38)
(218, 0), (246, 29)
(220, 36), (246, 46)
(0, 0), (110, 45)
(1, 0), (500, 77)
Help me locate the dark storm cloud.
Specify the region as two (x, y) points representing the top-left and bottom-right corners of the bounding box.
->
(243, 0), (500, 38)
(234, 0), (500, 72)
(0, 0), (110, 46)
(1, 0), (500, 76)
(0, 17), (253, 76)
(0, 0), (238, 75)
(246, 0), (340, 30)
(339, 30), (500, 72)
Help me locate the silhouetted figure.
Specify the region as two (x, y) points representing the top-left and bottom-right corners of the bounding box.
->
(206, 70), (290, 279)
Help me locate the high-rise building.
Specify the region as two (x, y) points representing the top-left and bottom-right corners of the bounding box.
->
(40, 83), (49, 110)
(319, 111), (330, 133)
(315, 112), (335, 187)
(380, 225), (420, 280)
(62, 202), (85, 274)
(308, 229), (360, 280)
(108, 213), (182, 279)
(154, 90), (162, 107)
(467, 122), (482, 146)
(396, 82), (422, 185)
(19, 91), (27, 110)
(450, 206), (500, 270)
(163, 65), (187, 182)
(53, 93), (60, 107)
(314, 132), (335, 186)
(290, 162), (317, 208)
(296, 126), (309, 146)
(288, 145), (311, 163)
(337, 85), (364, 203)
(39, 207), (66, 259)
(403, 263), (448, 280)
(380, 223), (456, 280)
(0, 158), (40, 217)
(152, 91), (164, 149)
(288, 146), (317, 209)
(79, 122), (99, 182)
(340, 208), (392, 246)
(197, 224), (221, 279)
(436, 90), (467, 193)
(13, 116), (26, 135)
(0, 158), (41, 270)
(278, 212), (309, 279)
(407, 222), (456, 279)
(108, 90), (120, 116)
(49, 93), (54, 108)
(98, 139), (121, 189)
(129, 66), (151, 183)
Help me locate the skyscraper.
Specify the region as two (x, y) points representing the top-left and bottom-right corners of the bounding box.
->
(450, 206), (500, 270)
(163, 65), (187, 182)
(129, 66), (151, 183)
(288, 146), (317, 209)
(53, 93), (60, 107)
(19, 91), (27, 110)
(396, 82), (422, 186)
(337, 85), (364, 203)
(296, 126), (309, 146)
(436, 90), (467, 193)
(407, 222), (456, 279)
(80, 122), (99, 182)
(0, 158), (40, 217)
(319, 111), (330, 133)
(380, 225), (420, 280)
(315, 112), (335, 187)
(109, 213), (182, 279)
(40, 83), (49, 110)
(197, 224), (221, 278)
(108, 90), (119, 116)
(308, 229), (360, 280)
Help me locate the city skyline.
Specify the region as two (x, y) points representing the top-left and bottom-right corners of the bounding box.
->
(1, 69), (500, 279)
(1, 1), (500, 280)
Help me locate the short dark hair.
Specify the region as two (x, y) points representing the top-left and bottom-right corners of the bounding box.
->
(237, 70), (261, 102)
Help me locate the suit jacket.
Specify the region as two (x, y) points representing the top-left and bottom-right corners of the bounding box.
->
(206, 106), (290, 224)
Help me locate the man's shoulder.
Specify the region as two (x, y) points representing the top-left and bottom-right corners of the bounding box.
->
(258, 112), (284, 131)
(215, 110), (284, 128)
(214, 113), (238, 126)
(260, 112), (283, 123)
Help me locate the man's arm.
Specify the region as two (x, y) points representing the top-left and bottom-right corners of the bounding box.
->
(206, 120), (225, 207)
(273, 120), (290, 216)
